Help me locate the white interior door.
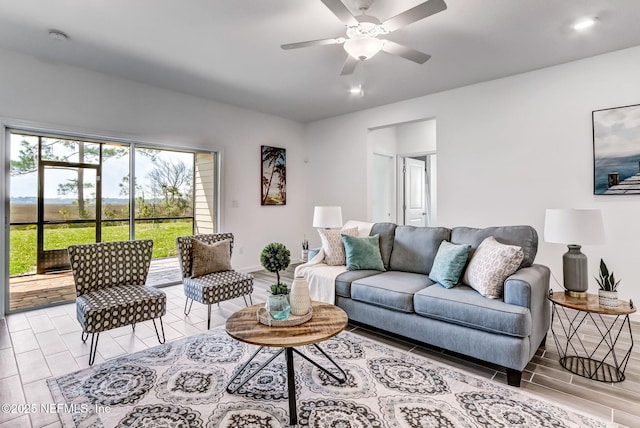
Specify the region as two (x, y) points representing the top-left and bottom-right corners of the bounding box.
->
(371, 154), (395, 223)
(404, 157), (426, 227)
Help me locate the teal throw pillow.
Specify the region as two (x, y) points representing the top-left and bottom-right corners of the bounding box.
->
(429, 241), (472, 288)
(341, 234), (385, 271)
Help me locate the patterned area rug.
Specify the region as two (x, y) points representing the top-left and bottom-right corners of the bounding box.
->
(47, 327), (613, 427)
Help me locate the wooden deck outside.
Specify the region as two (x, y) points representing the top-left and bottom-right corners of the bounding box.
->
(8, 257), (182, 312)
(605, 162), (640, 194)
(605, 172), (640, 194)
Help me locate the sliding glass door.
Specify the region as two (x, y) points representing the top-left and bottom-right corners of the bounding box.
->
(7, 129), (216, 312)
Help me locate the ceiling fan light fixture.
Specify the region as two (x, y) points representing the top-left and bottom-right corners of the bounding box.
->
(344, 36), (383, 61)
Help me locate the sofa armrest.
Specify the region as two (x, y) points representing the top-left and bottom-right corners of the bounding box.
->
(308, 247), (321, 260)
(504, 264), (550, 308)
(504, 264), (551, 349)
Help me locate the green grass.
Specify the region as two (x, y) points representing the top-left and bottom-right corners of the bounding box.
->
(10, 220), (192, 276)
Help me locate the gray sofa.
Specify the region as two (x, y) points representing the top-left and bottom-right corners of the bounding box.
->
(328, 223), (550, 387)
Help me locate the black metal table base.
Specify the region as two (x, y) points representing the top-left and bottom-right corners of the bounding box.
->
(560, 356), (625, 382)
(551, 303), (634, 383)
(226, 344), (347, 426)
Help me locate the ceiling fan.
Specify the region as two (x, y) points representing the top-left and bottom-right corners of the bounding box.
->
(281, 0), (447, 75)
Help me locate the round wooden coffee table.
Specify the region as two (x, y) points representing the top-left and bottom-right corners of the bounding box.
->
(225, 301), (348, 426)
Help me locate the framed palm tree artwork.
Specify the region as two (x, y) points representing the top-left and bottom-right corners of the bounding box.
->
(261, 145), (286, 205)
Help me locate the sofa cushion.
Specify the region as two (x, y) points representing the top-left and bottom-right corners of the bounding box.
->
(388, 226), (451, 274)
(318, 226), (358, 266)
(369, 222), (396, 270)
(413, 284), (532, 337)
(351, 271), (434, 313)
(342, 234), (385, 271)
(335, 270), (382, 298)
(450, 225), (537, 269)
(428, 241), (472, 288)
(462, 236), (524, 299)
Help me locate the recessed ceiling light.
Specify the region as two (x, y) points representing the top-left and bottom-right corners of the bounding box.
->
(349, 84), (364, 96)
(573, 18), (595, 31)
(48, 29), (69, 41)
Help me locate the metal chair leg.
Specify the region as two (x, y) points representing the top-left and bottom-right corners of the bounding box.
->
(207, 305), (212, 330)
(132, 323), (136, 331)
(184, 298), (194, 315)
(81, 331), (89, 343)
(152, 318), (166, 344)
(88, 333), (100, 366)
(243, 295), (251, 307)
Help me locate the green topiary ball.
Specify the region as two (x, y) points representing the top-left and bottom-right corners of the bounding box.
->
(260, 242), (291, 279)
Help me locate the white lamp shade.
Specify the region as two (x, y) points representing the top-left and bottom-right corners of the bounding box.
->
(313, 206), (343, 228)
(343, 37), (383, 61)
(544, 208), (605, 245)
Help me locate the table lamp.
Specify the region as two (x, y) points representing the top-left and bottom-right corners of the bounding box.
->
(544, 208), (605, 297)
(312, 206), (342, 229)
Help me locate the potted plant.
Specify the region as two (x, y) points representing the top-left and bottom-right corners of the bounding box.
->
(595, 259), (621, 308)
(301, 236), (309, 262)
(260, 242), (291, 320)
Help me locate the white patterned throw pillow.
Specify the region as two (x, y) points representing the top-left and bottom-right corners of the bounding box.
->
(318, 226), (358, 266)
(462, 236), (524, 299)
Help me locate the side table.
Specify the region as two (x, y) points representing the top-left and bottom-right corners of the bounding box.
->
(548, 290), (636, 382)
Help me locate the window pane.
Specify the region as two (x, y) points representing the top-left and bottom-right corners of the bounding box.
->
(44, 166), (97, 221)
(134, 148), (194, 219)
(9, 225), (36, 275)
(10, 133), (38, 223)
(43, 223), (96, 250)
(135, 219), (192, 258)
(41, 138), (100, 164)
(102, 221), (130, 242)
(102, 143), (130, 220)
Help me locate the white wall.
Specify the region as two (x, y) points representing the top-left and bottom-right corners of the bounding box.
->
(0, 48), (307, 317)
(368, 127), (397, 222)
(396, 119), (437, 154)
(305, 45), (640, 311)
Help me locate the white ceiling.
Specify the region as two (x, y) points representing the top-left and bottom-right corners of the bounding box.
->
(1, 0), (640, 123)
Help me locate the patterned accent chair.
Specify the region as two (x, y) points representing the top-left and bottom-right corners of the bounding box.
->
(67, 240), (166, 365)
(176, 233), (254, 329)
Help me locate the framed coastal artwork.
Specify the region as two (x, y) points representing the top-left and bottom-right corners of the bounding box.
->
(593, 103), (640, 195)
(261, 145), (286, 205)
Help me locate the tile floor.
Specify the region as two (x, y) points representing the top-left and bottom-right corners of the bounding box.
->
(1, 269), (639, 427)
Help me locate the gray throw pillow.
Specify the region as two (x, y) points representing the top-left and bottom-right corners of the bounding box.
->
(191, 239), (232, 277)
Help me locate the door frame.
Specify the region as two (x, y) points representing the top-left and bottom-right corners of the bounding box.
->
(37, 155), (102, 273)
(397, 151), (436, 226)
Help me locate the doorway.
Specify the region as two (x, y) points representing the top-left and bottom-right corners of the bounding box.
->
(368, 118), (436, 226)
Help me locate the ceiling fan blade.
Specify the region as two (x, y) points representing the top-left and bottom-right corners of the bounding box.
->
(340, 56), (359, 76)
(320, 0), (359, 26)
(381, 0), (447, 32)
(281, 38), (343, 50)
(381, 40), (431, 64)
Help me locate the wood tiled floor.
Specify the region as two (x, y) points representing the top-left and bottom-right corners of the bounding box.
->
(1, 266), (638, 427)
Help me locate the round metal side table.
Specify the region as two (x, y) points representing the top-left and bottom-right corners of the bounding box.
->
(548, 290), (635, 382)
